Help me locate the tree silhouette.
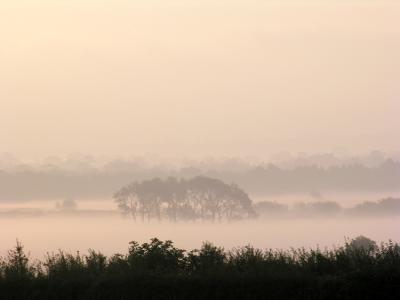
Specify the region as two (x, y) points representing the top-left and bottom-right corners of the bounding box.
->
(113, 176), (256, 221)
(3, 240), (33, 280)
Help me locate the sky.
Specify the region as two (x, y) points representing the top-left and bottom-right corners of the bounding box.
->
(1, 0), (399, 161)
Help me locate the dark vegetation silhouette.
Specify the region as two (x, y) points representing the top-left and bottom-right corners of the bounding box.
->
(0, 158), (399, 202)
(113, 177), (256, 221)
(0, 237), (399, 299)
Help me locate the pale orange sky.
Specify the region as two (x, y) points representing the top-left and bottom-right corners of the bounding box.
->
(1, 0), (399, 160)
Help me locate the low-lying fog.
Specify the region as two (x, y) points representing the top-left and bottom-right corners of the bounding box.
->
(1, 215), (398, 260)
(0, 195), (399, 260)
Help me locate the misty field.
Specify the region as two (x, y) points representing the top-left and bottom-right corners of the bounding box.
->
(0, 213), (399, 260)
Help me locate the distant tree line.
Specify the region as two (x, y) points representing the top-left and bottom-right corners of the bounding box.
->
(230, 160), (400, 195)
(0, 159), (399, 201)
(0, 236), (399, 299)
(254, 197), (400, 218)
(113, 177), (256, 221)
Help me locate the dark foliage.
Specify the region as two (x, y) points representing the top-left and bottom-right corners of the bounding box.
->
(0, 237), (399, 299)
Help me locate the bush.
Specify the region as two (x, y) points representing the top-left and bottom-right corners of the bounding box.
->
(0, 237), (399, 299)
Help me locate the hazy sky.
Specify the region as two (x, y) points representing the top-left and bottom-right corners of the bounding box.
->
(1, 0), (399, 161)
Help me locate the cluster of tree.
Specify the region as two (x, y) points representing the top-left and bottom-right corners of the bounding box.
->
(113, 177), (256, 221)
(254, 197), (400, 218)
(349, 197), (400, 216)
(0, 159), (399, 202)
(0, 236), (399, 299)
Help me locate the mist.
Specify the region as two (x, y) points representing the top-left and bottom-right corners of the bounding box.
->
(1, 1), (399, 297)
(0, 151), (399, 258)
